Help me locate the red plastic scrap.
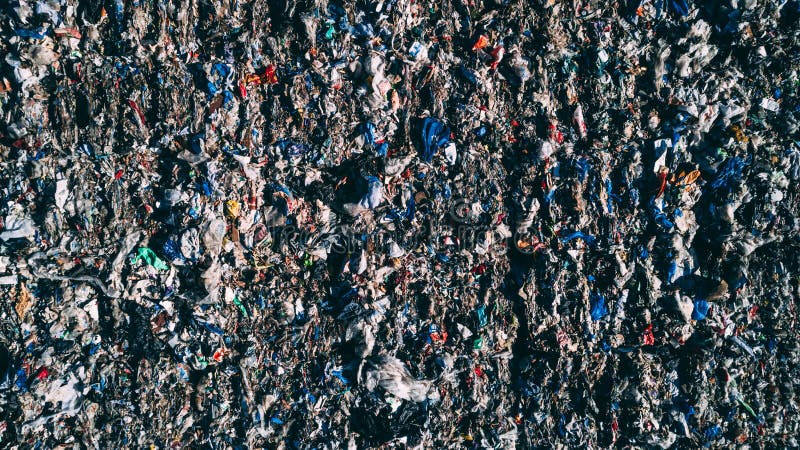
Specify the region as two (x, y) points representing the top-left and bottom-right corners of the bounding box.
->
(264, 65), (279, 84)
(642, 324), (655, 346)
(128, 99), (147, 127)
(471, 264), (487, 274)
(36, 367), (49, 380)
(548, 123), (564, 144)
(655, 169), (668, 198)
(489, 46), (505, 70)
(213, 348), (225, 362)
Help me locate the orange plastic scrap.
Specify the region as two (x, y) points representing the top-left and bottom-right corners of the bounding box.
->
(54, 28), (82, 39)
(430, 330), (448, 343)
(472, 35), (489, 51)
(517, 236), (546, 253)
(671, 169), (701, 186)
(247, 65), (279, 85)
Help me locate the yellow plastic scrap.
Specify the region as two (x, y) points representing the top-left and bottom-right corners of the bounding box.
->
(224, 199), (240, 219)
(15, 283), (32, 319)
(730, 124), (749, 142)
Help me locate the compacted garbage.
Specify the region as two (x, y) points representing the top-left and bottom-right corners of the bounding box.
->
(0, 0), (799, 448)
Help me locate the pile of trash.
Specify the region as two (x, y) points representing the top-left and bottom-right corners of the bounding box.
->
(0, 0), (799, 448)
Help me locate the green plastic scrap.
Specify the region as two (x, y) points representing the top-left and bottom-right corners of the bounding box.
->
(233, 295), (248, 317)
(737, 396), (758, 419)
(133, 247), (169, 271)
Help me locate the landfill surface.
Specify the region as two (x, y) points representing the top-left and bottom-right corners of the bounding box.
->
(1, 0), (799, 448)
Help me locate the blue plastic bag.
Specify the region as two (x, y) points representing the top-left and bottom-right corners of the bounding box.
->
(359, 176), (383, 209)
(419, 118), (451, 162)
(590, 293), (608, 321)
(692, 299), (710, 320)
